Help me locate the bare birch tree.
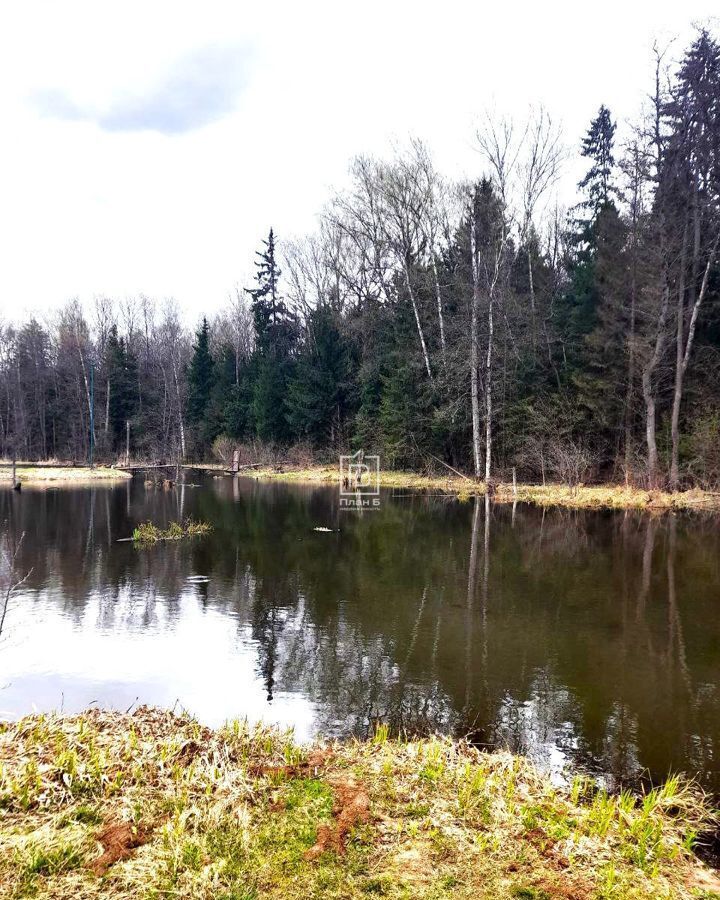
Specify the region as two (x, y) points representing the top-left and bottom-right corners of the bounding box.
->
(518, 107), (566, 350)
(474, 115), (518, 481)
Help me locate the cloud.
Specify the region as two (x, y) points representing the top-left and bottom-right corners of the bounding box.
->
(32, 44), (251, 135)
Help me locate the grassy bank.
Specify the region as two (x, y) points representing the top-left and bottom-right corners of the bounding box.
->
(0, 466), (131, 486)
(249, 465), (720, 511)
(0, 709), (718, 899)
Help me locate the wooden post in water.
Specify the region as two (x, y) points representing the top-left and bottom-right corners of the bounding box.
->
(511, 467), (517, 527)
(125, 421), (130, 467)
(232, 449), (240, 475)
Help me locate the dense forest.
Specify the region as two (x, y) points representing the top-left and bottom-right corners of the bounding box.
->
(1, 29), (719, 489)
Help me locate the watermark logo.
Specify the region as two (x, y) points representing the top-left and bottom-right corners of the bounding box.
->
(339, 450), (380, 509)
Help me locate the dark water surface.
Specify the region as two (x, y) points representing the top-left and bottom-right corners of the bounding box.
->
(1, 477), (719, 792)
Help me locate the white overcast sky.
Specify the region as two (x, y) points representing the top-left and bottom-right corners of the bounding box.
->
(0, 1), (716, 324)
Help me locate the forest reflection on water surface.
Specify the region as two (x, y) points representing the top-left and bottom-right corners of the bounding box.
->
(1, 476), (719, 793)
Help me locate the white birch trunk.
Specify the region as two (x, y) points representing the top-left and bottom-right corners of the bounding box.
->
(670, 228), (720, 487)
(403, 264), (433, 382)
(171, 357), (186, 460)
(431, 257), (446, 365)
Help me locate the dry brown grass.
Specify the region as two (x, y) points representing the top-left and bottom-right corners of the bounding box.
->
(248, 465), (720, 511)
(0, 466), (131, 486)
(0, 708), (718, 899)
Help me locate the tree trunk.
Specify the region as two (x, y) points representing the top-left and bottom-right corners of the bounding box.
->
(669, 229), (720, 488)
(642, 277), (670, 488)
(75, 336), (95, 447)
(171, 358), (186, 460)
(624, 164), (640, 484)
(431, 257), (447, 366)
(527, 248), (536, 353)
(669, 216), (689, 491)
(642, 53), (670, 489)
(485, 286), (494, 482)
(470, 214), (483, 478)
(624, 275), (637, 483)
(403, 264), (433, 382)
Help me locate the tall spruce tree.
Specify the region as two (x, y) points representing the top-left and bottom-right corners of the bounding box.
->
(578, 105), (617, 217)
(104, 325), (138, 453)
(210, 344), (255, 441)
(562, 106), (629, 468)
(562, 105), (620, 345)
(187, 317), (215, 451)
(248, 230), (296, 443)
(286, 305), (355, 447)
(249, 229), (295, 355)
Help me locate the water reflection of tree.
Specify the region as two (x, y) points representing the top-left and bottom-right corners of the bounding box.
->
(5, 480), (720, 791)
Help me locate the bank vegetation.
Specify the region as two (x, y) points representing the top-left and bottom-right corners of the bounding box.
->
(0, 708), (718, 899)
(249, 463), (720, 511)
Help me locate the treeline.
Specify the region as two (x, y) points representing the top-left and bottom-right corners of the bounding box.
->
(1, 29), (719, 488)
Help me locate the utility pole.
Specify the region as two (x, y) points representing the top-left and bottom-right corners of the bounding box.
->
(89, 365), (95, 468)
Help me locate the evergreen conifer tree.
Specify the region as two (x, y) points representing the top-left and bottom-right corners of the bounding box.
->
(578, 105), (617, 216)
(561, 106), (629, 466)
(248, 230), (296, 443)
(104, 325), (138, 452)
(249, 229), (295, 355)
(286, 305), (354, 446)
(187, 317), (215, 451)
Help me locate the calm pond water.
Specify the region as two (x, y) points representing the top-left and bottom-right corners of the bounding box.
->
(1, 476), (719, 792)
